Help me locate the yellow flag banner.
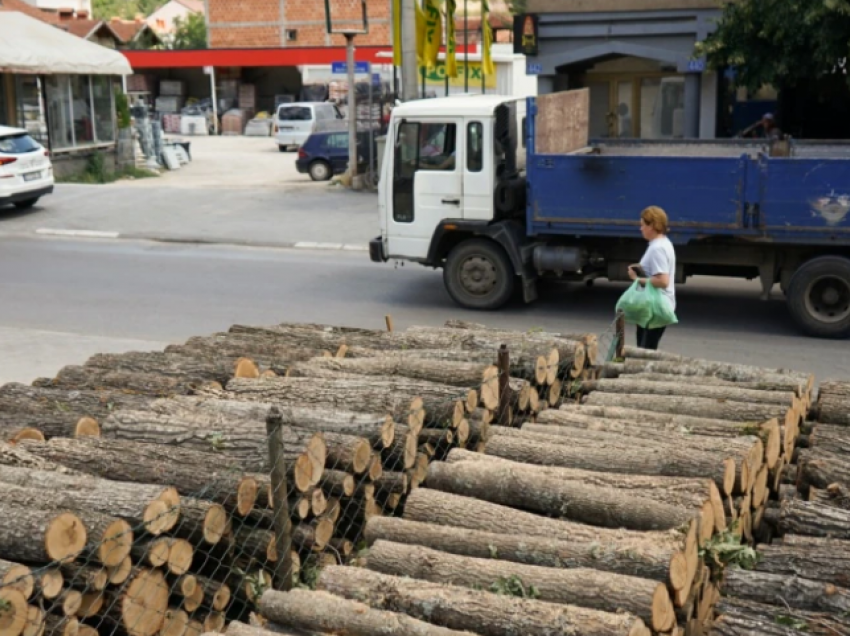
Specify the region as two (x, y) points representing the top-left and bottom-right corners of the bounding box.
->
(423, 0), (443, 71)
(392, 0), (402, 66)
(481, 0), (495, 76)
(415, 0), (426, 66)
(446, 0), (458, 78)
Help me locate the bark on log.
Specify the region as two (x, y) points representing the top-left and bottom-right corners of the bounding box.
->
(481, 430), (739, 496)
(0, 442), (77, 474)
(779, 499), (850, 539)
(722, 568), (850, 614)
(225, 620), (312, 636)
(321, 433), (371, 474)
(445, 448), (722, 523)
(43, 366), (198, 396)
(260, 588), (479, 636)
(382, 424), (418, 471)
(320, 469), (356, 497)
(755, 541), (850, 587)
(798, 449), (850, 492)
(809, 423), (850, 456)
(83, 351), (254, 384)
(0, 466), (180, 535)
(58, 563), (107, 592)
(583, 392), (789, 423)
(365, 539), (674, 630)
(316, 565), (649, 636)
(364, 516), (688, 591)
(624, 372), (807, 396)
(101, 408), (325, 476)
(611, 358), (811, 387)
(581, 378), (795, 407)
(713, 597), (850, 636)
(816, 396), (850, 426)
(17, 438), (278, 512)
(42, 616), (77, 636)
(817, 380), (850, 400)
(809, 484), (850, 510)
(166, 335), (333, 370)
(556, 403), (767, 432)
(173, 498), (229, 546)
(425, 460), (695, 531)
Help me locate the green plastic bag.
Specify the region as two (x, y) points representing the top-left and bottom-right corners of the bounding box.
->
(615, 281), (678, 329)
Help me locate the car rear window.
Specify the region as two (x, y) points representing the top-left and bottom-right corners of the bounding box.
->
(0, 133), (41, 154)
(278, 107), (312, 121)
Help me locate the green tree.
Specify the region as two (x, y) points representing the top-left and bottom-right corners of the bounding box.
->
(696, 0), (850, 92)
(170, 12), (207, 49)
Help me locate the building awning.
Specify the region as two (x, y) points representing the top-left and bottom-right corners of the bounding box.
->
(0, 11), (133, 75)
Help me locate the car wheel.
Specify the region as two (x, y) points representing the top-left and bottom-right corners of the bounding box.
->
(278, 145), (287, 153)
(309, 161), (332, 182)
(787, 255), (850, 338)
(13, 198), (39, 210)
(443, 239), (515, 310)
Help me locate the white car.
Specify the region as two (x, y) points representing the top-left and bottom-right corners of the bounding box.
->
(0, 126), (54, 210)
(274, 102), (345, 151)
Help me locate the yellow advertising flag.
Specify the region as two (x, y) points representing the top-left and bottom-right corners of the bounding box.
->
(446, 0), (458, 78)
(481, 0), (495, 76)
(392, 0), (402, 66)
(415, 0), (426, 66)
(423, 0), (443, 71)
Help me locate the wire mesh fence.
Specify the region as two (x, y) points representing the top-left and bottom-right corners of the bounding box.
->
(0, 318), (617, 636)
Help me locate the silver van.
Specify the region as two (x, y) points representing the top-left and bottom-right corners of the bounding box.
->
(274, 102), (344, 151)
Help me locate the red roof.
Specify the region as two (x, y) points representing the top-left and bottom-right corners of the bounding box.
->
(108, 17), (152, 42)
(0, 0), (59, 23)
(64, 18), (104, 38)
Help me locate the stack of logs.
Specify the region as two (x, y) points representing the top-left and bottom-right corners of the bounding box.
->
(0, 320), (595, 636)
(708, 380), (850, 636)
(243, 343), (817, 636)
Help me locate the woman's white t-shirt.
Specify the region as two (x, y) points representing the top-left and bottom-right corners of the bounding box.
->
(640, 236), (677, 311)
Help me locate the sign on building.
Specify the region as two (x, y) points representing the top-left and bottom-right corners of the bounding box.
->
(513, 14), (539, 57)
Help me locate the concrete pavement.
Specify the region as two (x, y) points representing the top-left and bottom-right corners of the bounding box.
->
(0, 235), (847, 385)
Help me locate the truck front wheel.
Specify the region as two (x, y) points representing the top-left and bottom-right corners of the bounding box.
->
(443, 239), (515, 310)
(787, 256), (850, 338)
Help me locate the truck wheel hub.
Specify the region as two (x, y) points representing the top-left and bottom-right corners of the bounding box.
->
(460, 256), (497, 295)
(805, 275), (850, 323)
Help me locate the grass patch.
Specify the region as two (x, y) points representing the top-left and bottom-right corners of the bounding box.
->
(57, 152), (159, 184)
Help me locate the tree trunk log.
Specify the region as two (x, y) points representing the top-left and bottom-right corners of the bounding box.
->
(817, 380), (850, 400)
(42, 616), (77, 636)
(43, 366), (198, 396)
(583, 392), (789, 423)
(381, 424), (418, 471)
(0, 384), (149, 441)
(425, 460), (695, 531)
(556, 403), (764, 432)
(809, 424), (850, 456)
(83, 351), (253, 385)
(816, 396), (850, 426)
(17, 438), (269, 513)
(320, 470), (355, 497)
(321, 433), (371, 475)
(316, 565), (649, 636)
(99, 568), (170, 636)
(798, 449), (850, 492)
(612, 358), (811, 387)
(481, 430), (739, 496)
(713, 597), (850, 636)
(0, 466), (179, 535)
(173, 498), (229, 546)
(722, 568), (850, 614)
(624, 372), (807, 396)
(808, 484), (850, 510)
(259, 588), (478, 636)
(779, 499), (850, 539)
(755, 542), (850, 587)
(0, 560), (33, 600)
(364, 516), (687, 589)
(0, 503), (86, 564)
(581, 378), (795, 406)
(364, 539), (675, 631)
(225, 620), (312, 636)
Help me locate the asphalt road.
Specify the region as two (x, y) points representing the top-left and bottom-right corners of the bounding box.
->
(1, 235), (847, 385)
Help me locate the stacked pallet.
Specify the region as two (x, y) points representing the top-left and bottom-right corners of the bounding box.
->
(0, 320), (593, 636)
(243, 345), (814, 636)
(708, 381), (850, 635)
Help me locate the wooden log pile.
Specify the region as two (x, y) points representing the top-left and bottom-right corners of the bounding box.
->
(0, 319), (598, 636)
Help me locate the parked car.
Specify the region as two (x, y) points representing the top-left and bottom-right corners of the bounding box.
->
(274, 102), (345, 151)
(295, 131), (375, 181)
(0, 126), (53, 210)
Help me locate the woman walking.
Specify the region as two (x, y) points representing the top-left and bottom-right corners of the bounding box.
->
(628, 206), (677, 350)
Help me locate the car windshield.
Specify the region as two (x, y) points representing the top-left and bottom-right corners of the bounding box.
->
(0, 133), (41, 154)
(278, 107), (312, 121)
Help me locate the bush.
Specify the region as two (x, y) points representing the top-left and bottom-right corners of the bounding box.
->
(57, 152), (159, 184)
(115, 90), (131, 129)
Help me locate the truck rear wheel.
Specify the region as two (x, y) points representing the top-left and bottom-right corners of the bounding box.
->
(444, 239), (515, 310)
(787, 256), (850, 338)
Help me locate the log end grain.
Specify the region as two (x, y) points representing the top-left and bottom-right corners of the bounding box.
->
(59, 591), (82, 617)
(73, 418), (100, 439)
(98, 518), (133, 567)
(167, 539), (194, 576)
(201, 504), (229, 545)
(106, 557), (132, 586)
(38, 570), (63, 601)
(22, 606), (43, 636)
(236, 478), (259, 517)
(160, 609), (189, 636)
(1, 565), (33, 600)
(669, 551), (689, 593)
(0, 588), (27, 636)
(47, 513), (87, 563)
(143, 500), (172, 536)
(122, 569), (169, 636)
(12, 429), (45, 444)
(234, 358), (260, 380)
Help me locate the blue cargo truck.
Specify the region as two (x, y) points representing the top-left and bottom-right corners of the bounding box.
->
(370, 92), (850, 338)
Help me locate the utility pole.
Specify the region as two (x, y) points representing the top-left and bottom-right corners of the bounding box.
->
(345, 34), (359, 182)
(401, 0), (419, 101)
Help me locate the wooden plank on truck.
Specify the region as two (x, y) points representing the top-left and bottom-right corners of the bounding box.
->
(535, 89), (589, 155)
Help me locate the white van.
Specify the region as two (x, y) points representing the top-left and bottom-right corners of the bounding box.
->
(274, 102), (344, 151)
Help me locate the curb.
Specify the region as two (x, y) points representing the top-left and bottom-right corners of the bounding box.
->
(32, 228), (369, 252)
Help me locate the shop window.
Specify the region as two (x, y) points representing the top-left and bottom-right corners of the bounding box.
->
(70, 76), (94, 145)
(15, 76), (46, 145)
(92, 76), (115, 143)
(46, 74), (117, 149)
(46, 75), (74, 149)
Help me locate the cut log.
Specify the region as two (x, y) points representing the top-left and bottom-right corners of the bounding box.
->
(0, 588), (27, 636)
(260, 587), (480, 636)
(22, 605), (44, 636)
(722, 568), (850, 614)
(809, 484), (850, 510)
(445, 449), (723, 524)
(624, 372), (807, 396)
(85, 350), (258, 382)
(130, 537), (172, 569)
(779, 499), (850, 539)
(0, 466), (180, 535)
(320, 469), (355, 497)
(0, 503), (85, 563)
(44, 366), (198, 396)
(174, 499), (229, 546)
(364, 516), (689, 589)
(100, 568), (169, 636)
(583, 392), (790, 423)
(0, 561), (33, 600)
(160, 609), (190, 636)
(55, 590), (82, 617)
(225, 619), (317, 636)
(373, 471), (409, 497)
(42, 616), (77, 636)
(76, 591), (104, 618)
(292, 519), (334, 552)
(581, 378), (795, 407)
(713, 597), (850, 636)
(321, 433), (371, 474)
(316, 565), (648, 636)
(755, 541), (850, 587)
(798, 448), (850, 493)
(101, 407), (325, 476)
(195, 576), (231, 612)
(556, 403), (768, 433)
(201, 612), (225, 634)
(816, 396), (850, 426)
(481, 430), (740, 496)
(610, 357), (811, 387)
(59, 564), (107, 592)
(381, 424), (418, 471)
(105, 557), (132, 586)
(425, 460), (694, 531)
(809, 423), (850, 455)
(17, 438), (291, 510)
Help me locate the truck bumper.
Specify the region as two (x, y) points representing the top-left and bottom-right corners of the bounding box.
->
(369, 236), (387, 263)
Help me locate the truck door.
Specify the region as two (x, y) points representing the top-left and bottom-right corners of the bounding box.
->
(389, 119), (463, 259)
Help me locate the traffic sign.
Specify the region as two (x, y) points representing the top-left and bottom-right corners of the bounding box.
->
(332, 61), (371, 74)
(527, 62), (543, 75)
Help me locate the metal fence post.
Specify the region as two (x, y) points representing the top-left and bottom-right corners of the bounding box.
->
(615, 311), (626, 360)
(266, 406), (294, 591)
(497, 344), (511, 426)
